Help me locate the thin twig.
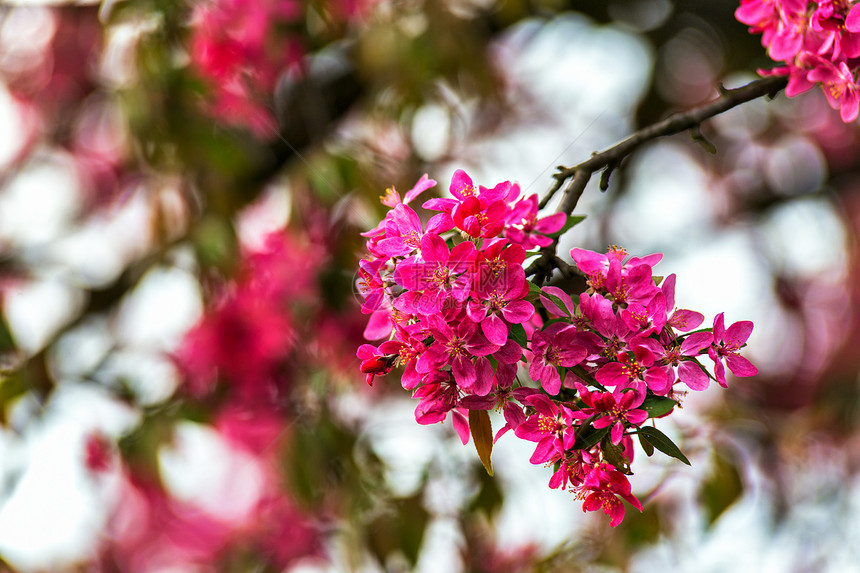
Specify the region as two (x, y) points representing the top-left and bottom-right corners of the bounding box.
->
(528, 75), (787, 284)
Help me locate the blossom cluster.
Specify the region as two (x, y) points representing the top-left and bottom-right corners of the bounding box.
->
(356, 171), (758, 527)
(88, 226), (375, 571)
(736, 0), (860, 121)
(188, 0), (374, 136)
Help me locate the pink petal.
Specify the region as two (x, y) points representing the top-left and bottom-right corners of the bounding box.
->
(449, 169), (474, 200)
(501, 300), (535, 324)
(724, 320), (754, 346)
(529, 436), (557, 464)
(540, 367), (561, 395)
(626, 410), (648, 425)
(452, 410), (471, 445)
(494, 339), (522, 365)
(678, 361), (710, 391)
(452, 356), (477, 389)
(725, 353), (758, 377)
(596, 362), (627, 387)
(426, 213), (454, 234)
(841, 91), (859, 123)
(611, 421), (624, 445)
(681, 332), (713, 355)
(526, 394), (557, 417)
(356, 344), (379, 360)
(420, 233), (449, 264)
(670, 309), (705, 332)
(535, 212), (566, 234)
(712, 312), (726, 340)
(472, 357), (495, 396)
(363, 309), (392, 340)
(645, 367), (672, 395)
(403, 174), (437, 204)
(481, 313), (508, 346)
(846, 4), (860, 32)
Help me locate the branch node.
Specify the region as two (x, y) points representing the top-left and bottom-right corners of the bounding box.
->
(599, 160), (618, 191)
(690, 126), (717, 154)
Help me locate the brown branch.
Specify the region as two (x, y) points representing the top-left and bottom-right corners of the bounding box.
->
(527, 76), (787, 284)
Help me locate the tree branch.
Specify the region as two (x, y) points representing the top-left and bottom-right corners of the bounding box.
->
(526, 75), (787, 284)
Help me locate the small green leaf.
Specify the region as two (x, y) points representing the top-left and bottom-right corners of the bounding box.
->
(700, 451), (743, 526)
(367, 494), (429, 567)
(526, 281), (542, 301)
(469, 409), (494, 476)
(638, 426), (690, 465)
(637, 431), (654, 456)
(640, 395), (677, 418)
(545, 215), (586, 238)
(601, 438), (632, 475)
(575, 424), (609, 451)
(508, 323), (528, 350)
(539, 289), (568, 316)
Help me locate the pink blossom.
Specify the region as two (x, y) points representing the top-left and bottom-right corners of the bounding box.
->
(513, 394), (576, 464)
(504, 193), (567, 249)
(413, 372), (471, 444)
(189, 0), (305, 136)
(394, 233), (476, 315)
(467, 265), (533, 345)
(655, 331), (714, 391)
(579, 462), (642, 527)
(595, 337), (670, 395)
(808, 58), (860, 122)
(708, 313), (758, 386)
(418, 316), (497, 394)
(378, 326), (427, 389)
(379, 174), (437, 207)
(529, 323), (587, 395)
(176, 288), (295, 400)
(574, 385), (648, 445)
(357, 343), (395, 386)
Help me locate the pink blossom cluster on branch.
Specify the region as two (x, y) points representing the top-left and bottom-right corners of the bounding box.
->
(737, 0), (860, 121)
(356, 171), (758, 527)
(188, 0), (373, 136)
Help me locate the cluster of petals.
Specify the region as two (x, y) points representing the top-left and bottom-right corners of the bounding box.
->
(356, 172), (759, 527)
(188, 0), (377, 137)
(737, 0), (860, 121)
(189, 0), (306, 136)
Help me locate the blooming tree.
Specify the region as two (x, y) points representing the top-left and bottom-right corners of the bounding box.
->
(1, 0), (860, 571)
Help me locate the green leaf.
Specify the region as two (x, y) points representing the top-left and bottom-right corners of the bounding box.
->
(637, 431), (655, 457)
(700, 451), (743, 526)
(539, 289), (568, 317)
(469, 463), (503, 517)
(545, 215), (586, 238)
(601, 438), (632, 475)
(367, 494), (429, 567)
(575, 424), (609, 451)
(638, 426), (690, 465)
(526, 280), (542, 302)
(508, 323), (528, 350)
(469, 409), (494, 476)
(640, 395), (677, 418)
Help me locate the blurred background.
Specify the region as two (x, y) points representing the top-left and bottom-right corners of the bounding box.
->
(0, 0), (859, 571)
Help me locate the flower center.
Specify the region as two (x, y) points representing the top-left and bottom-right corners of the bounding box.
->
(405, 230), (421, 248)
(447, 336), (467, 357)
(488, 293), (508, 312)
